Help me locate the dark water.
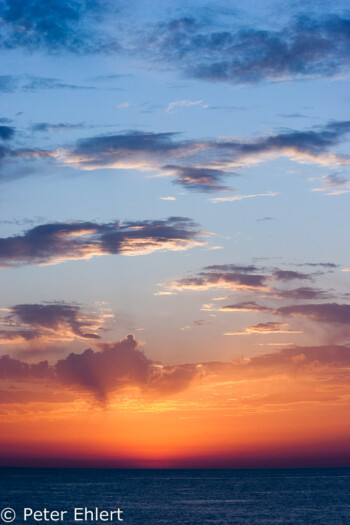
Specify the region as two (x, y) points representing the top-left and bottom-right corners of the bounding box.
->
(1, 468), (350, 524)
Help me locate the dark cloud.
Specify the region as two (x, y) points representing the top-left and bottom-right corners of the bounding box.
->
(275, 287), (331, 300)
(279, 303), (350, 325)
(0, 145), (55, 170)
(215, 121), (350, 164)
(0, 303), (103, 343)
(166, 264), (268, 292)
(295, 262), (338, 268)
(0, 126), (15, 141)
(249, 345), (350, 370)
(272, 270), (311, 282)
(55, 335), (150, 401)
(0, 75), (95, 93)
(219, 300), (350, 341)
(1, 334), (350, 404)
(23, 77), (95, 91)
(0, 0), (120, 54)
(205, 264), (259, 273)
(0, 354), (52, 380)
(193, 319), (211, 326)
(164, 263), (327, 293)
(0, 329), (41, 342)
(30, 122), (85, 132)
(69, 131), (192, 169)
(0, 335), (199, 402)
(225, 321), (302, 335)
(325, 173), (348, 186)
(221, 301), (273, 313)
(63, 122), (350, 192)
(203, 344), (350, 385)
(163, 164), (232, 192)
(0, 217), (205, 268)
(0, 121), (349, 191)
(144, 14), (350, 84)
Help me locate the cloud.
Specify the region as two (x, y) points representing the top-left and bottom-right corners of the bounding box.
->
(64, 131), (199, 171)
(1, 121), (349, 190)
(272, 270), (311, 282)
(182, 319), (212, 330)
(0, 126), (15, 140)
(23, 77), (95, 91)
(219, 300), (350, 338)
(0, 335), (199, 402)
(144, 14), (350, 84)
(55, 335), (150, 401)
(220, 301), (273, 313)
(274, 287), (331, 300)
(278, 303), (350, 325)
(30, 123), (85, 132)
(0, 0), (120, 54)
(1, 334), (350, 405)
(0, 144), (58, 180)
(225, 322), (303, 336)
(295, 262), (338, 268)
(162, 261), (336, 301)
(0, 354), (52, 380)
(0, 303), (106, 344)
(163, 264), (270, 292)
(210, 191), (278, 203)
(163, 262), (318, 294)
(193, 319), (211, 326)
(246, 344), (350, 371)
(0, 217), (206, 268)
(59, 121), (350, 192)
(162, 165), (232, 192)
(166, 100), (204, 112)
(311, 172), (350, 195)
(0, 75), (95, 93)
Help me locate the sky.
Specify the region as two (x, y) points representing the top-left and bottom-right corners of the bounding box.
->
(0, 0), (350, 468)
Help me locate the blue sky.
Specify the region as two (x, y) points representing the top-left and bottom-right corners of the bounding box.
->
(1, 0), (350, 385)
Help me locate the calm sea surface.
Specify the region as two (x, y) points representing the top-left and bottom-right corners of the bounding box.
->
(1, 468), (350, 525)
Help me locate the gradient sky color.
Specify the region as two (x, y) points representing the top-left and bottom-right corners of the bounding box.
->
(0, 0), (350, 468)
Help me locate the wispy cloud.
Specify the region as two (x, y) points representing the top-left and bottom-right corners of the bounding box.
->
(0, 302), (108, 344)
(224, 322), (303, 336)
(311, 172), (350, 195)
(166, 100), (204, 112)
(143, 14), (350, 85)
(163, 264), (270, 293)
(210, 191), (278, 203)
(0, 217), (207, 268)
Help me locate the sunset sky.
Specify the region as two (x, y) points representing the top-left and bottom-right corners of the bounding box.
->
(1, 0), (350, 468)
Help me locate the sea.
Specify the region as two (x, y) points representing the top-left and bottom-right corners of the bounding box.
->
(1, 468), (350, 525)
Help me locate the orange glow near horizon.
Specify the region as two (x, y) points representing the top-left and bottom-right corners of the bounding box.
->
(1, 366), (350, 468)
